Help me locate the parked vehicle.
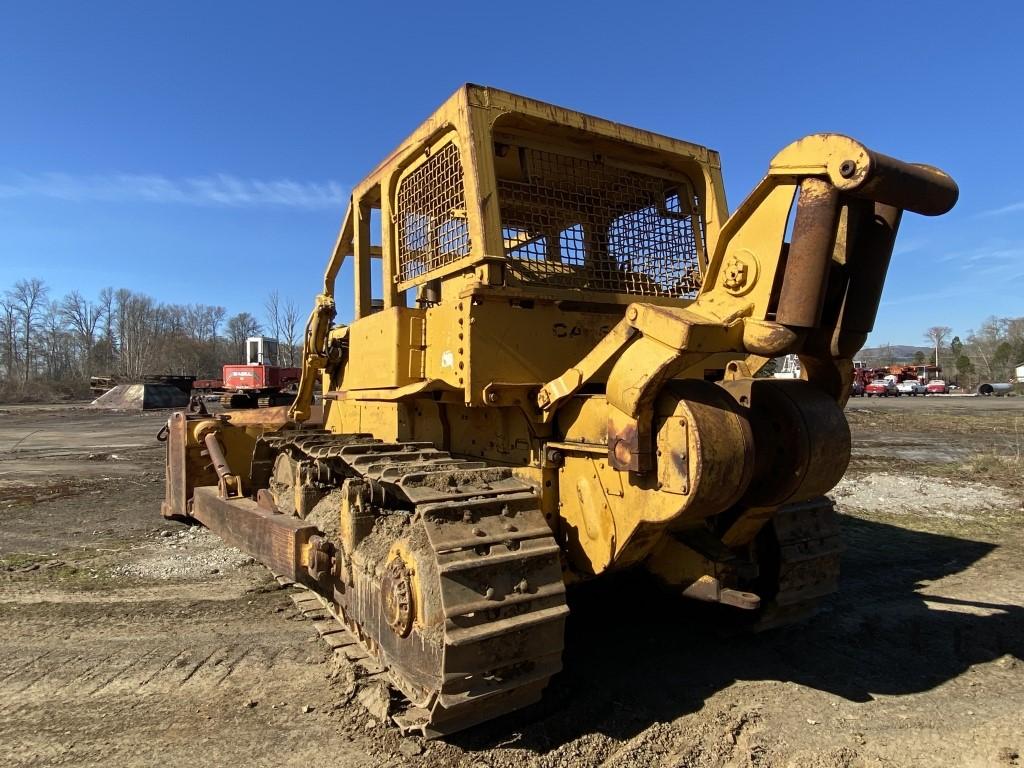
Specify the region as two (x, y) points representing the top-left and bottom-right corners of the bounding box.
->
(977, 382), (1012, 396)
(896, 381), (927, 396)
(926, 379), (948, 394)
(865, 379), (899, 397)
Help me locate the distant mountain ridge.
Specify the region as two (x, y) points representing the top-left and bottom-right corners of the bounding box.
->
(857, 344), (933, 363)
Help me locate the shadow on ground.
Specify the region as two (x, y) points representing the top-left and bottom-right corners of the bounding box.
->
(450, 515), (1023, 752)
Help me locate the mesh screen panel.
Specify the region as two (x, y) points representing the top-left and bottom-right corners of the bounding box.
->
(498, 147), (702, 297)
(396, 142), (470, 282)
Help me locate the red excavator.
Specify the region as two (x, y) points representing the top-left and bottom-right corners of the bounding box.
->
(193, 336), (300, 408)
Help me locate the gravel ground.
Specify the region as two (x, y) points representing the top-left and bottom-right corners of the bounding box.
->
(110, 526), (256, 580)
(832, 472), (1019, 519)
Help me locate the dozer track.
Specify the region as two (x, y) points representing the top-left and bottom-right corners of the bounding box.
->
(750, 498), (842, 631)
(218, 392), (294, 409)
(257, 429), (568, 737)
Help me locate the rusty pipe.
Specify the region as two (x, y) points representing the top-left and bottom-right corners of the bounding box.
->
(849, 152), (958, 217)
(204, 432), (241, 498)
(837, 202), (902, 337)
(770, 135), (958, 217)
(203, 432), (231, 480)
(776, 178), (840, 329)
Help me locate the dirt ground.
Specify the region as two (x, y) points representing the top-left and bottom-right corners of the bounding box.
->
(1, 398), (1022, 768)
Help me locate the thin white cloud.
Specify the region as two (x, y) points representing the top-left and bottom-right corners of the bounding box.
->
(0, 171), (347, 210)
(975, 200), (1024, 217)
(893, 237), (927, 257)
(880, 287), (966, 307)
(931, 241), (1024, 267)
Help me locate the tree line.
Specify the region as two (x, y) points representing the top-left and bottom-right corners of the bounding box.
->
(867, 318), (1024, 388)
(3, 275), (1020, 399)
(0, 278), (303, 399)
(924, 319), (1024, 387)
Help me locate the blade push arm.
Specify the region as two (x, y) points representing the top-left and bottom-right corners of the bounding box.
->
(287, 293), (335, 422)
(288, 203), (353, 422)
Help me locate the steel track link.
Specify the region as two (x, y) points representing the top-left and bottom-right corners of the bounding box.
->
(261, 430), (567, 737)
(754, 497), (842, 630)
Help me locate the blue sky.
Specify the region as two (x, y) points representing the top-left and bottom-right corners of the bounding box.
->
(1, 1), (1022, 346)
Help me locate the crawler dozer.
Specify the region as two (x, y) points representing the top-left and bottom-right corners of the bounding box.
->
(161, 85), (957, 736)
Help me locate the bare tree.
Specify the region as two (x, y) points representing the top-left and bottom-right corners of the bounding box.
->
(184, 304), (225, 343)
(115, 289), (160, 379)
(163, 304), (187, 338)
(966, 316), (1024, 382)
(210, 306), (226, 340)
(281, 298), (300, 366)
(226, 312), (261, 363)
(41, 300), (75, 380)
(924, 326), (951, 369)
(0, 298), (15, 383)
(95, 286), (116, 372)
(60, 291), (105, 378)
(8, 278), (49, 384)
(265, 290), (283, 349)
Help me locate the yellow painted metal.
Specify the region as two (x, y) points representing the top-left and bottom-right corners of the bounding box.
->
(186, 418), (258, 479)
(341, 307), (426, 390)
(383, 540), (433, 632)
(288, 292), (334, 423)
(555, 380), (753, 573)
(208, 85), (955, 602)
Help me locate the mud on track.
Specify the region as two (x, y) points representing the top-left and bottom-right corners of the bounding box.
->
(1, 402), (1022, 767)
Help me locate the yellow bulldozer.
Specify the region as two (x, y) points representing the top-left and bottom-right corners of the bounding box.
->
(161, 85), (957, 736)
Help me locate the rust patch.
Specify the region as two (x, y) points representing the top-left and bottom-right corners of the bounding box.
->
(607, 416), (641, 472)
(776, 178), (840, 329)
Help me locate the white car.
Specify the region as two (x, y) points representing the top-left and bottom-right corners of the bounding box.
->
(896, 381), (927, 396)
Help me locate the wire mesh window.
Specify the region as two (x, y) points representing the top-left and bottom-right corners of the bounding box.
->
(396, 141), (471, 282)
(498, 146), (703, 298)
